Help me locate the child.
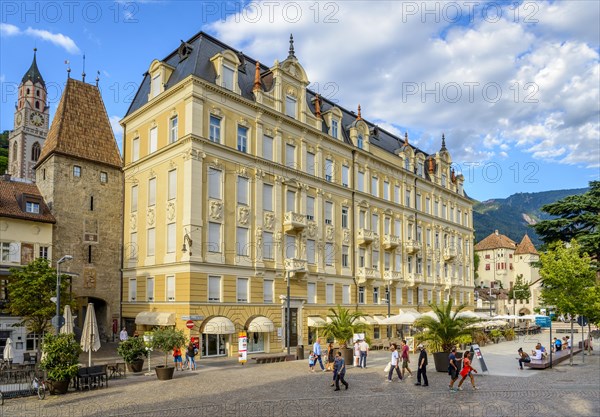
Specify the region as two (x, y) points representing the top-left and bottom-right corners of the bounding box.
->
(173, 346), (183, 371)
(309, 351), (316, 372)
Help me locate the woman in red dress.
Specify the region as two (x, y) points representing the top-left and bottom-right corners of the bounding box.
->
(457, 351), (478, 391)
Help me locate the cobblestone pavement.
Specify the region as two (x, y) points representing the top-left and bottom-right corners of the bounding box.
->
(2, 343), (598, 417)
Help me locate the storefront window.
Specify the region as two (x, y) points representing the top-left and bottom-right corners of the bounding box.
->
(202, 334), (227, 357)
(247, 332), (265, 353)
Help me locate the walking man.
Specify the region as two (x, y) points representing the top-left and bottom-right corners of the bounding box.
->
(359, 338), (369, 368)
(313, 338), (325, 371)
(333, 351), (348, 391)
(119, 327), (128, 342)
(401, 339), (413, 378)
(387, 343), (403, 382)
(415, 344), (428, 386)
(448, 347), (459, 391)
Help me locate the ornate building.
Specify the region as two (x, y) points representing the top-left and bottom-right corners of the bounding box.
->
(35, 77), (124, 340)
(121, 32), (474, 357)
(8, 49), (50, 181)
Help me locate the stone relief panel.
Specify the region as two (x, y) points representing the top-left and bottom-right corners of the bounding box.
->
(130, 213), (137, 230)
(146, 207), (155, 226)
(166, 201), (176, 222)
(325, 225), (334, 242)
(307, 222), (317, 238)
(343, 229), (350, 245)
(209, 200), (223, 221)
(238, 206), (250, 226)
(264, 212), (275, 230)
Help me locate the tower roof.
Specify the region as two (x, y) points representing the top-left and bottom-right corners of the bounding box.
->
(21, 48), (45, 88)
(515, 234), (539, 255)
(474, 230), (516, 251)
(36, 78), (122, 169)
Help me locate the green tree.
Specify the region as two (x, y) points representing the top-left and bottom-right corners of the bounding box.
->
(539, 240), (596, 317)
(508, 274), (532, 301)
(473, 253), (480, 282)
(6, 258), (76, 357)
(322, 306), (367, 347)
(533, 181), (600, 261)
(0, 130), (9, 175)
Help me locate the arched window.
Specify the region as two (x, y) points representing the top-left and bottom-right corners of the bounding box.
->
(36, 90), (40, 97)
(31, 142), (41, 161)
(35, 101), (40, 109)
(26, 88), (30, 95)
(357, 134), (363, 149)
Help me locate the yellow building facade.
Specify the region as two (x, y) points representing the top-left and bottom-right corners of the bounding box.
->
(121, 33), (474, 357)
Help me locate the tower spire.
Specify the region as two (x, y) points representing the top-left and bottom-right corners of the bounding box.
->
(22, 47), (46, 87)
(96, 70), (100, 87)
(440, 133), (447, 152)
(288, 34), (295, 59)
(357, 104), (362, 120)
(82, 53), (86, 82)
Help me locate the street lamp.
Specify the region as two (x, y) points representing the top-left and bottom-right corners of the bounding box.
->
(285, 268), (304, 355)
(56, 255), (73, 333)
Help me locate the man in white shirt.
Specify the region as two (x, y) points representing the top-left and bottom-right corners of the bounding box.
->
(359, 339), (369, 368)
(119, 327), (128, 342)
(387, 343), (403, 382)
(313, 338), (325, 371)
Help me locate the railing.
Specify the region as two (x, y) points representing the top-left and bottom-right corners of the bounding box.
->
(283, 211), (307, 233)
(0, 366), (40, 399)
(383, 270), (402, 281)
(404, 240), (422, 254)
(356, 267), (379, 284)
(443, 247), (457, 261)
(357, 228), (374, 245)
(382, 234), (400, 250)
(284, 258), (307, 274)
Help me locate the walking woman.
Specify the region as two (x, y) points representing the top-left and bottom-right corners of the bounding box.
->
(326, 342), (335, 371)
(457, 351), (478, 390)
(185, 341), (197, 371)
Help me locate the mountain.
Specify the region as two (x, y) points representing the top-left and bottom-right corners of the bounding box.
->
(472, 187), (589, 247)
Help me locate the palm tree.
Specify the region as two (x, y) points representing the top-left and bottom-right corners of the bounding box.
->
(414, 298), (479, 353)
(321, 306), (368, 348)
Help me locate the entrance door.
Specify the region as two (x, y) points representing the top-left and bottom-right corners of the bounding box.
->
(202, 334), (227, 357)
(285, 308), (298, 347)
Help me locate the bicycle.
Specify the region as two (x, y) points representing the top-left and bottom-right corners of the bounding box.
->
(31, 374), (46, 400)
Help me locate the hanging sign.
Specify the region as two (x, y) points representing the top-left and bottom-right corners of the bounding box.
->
(238, 331), (248, 364)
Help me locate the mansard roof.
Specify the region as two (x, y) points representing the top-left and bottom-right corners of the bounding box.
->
(36, 78), (122, 169)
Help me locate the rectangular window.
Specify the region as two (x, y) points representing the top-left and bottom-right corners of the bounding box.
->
(326, 284), (334, 304)
(417, 257), (422, 274)
(384, 252), (391, 271)
(341, 207), (348, 228)
(286, 144), (296, 168)
(208, 276), (221, 302)
(331, 119), (338, 138)
(168, 169), (177, 200)
(237, 227), (249, 257)
(149, 127), (157, 154)
(263, 232), (273, 259)
(396, 287), (402, 305)
(342, 246), (349, 267)
(147, 228), (155, 257)
(151, 73), (160, 97)
(373, 287), (379, 304)
(325, 243), (334, 266)
(426, 197), (431, 214)
(25, 202), (40, 213)
(263, 135), (273, 160)
(395, 219), (401, 236)
(285, 235), (296, 259)
(442, 174), (447, 187)
(417, 226), (422, 243)
(263, 184), (273, 211)
(418, 161), (424, 177)
(286, 190), (296, 212)
(166, 223), (176, 254)
(208, 222), (221, 253)
(384, 217), (391, 234)
(371, 213), (378, 233)
(39, 246), (49, 259)
(129, 232), (137, 259)
(443, 204), (447, 220)
(100, 172), (108, 184)
(306, 152), (315, 175)
(146, 277), (154, 301)
(166, 275), (175, 301)
(383, 181), (390, 200)
(128, 278), (137, 301)
(263, 279), (274, 303)
(209, 115), (221, 143)
(341, 165), (349, 187)
(208, 168), (222, 200)
(237, 126), (248, 153)
(371, 176), (378, 197)
(343, 285), (350, 304)
(407, 256), (413, 273)
(358, 286), (365, 304)
(307, 239), (316, 264)
(237, 278), (249, 303)
(418, 288), (424, 305)
(73, 165), (81, 177)
(325, 202), (333, 225)
(416, 194), (421, 211)
(285, 96), (296, 118)
(307, 282), (316, 304)
(359, 248), (366, 268)
(407, 288), (414, 305)
(357, 171), (365, 192)
(169, 116), (178, 143)
(306, 196), (315, 220)
(359, 210), (366, 228)
(148, 178), (156, 206)
(405, 190), (411, 206)
(394, 185), (400, 203)
(372, 250), (379, 269)
(237, 177), (249, 205)
(395, 253), (402, 271)
(434, 201), (439, 217)
(325, 159), (333, 182)
(132, 138), (140, 162)
(222, 66), (234, 90)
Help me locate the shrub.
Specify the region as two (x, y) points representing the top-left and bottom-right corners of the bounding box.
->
(40, 333), (82, 381)
(117, 337), (148, 364)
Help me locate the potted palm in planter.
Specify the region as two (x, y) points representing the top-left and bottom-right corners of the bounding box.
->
(322, 306), (367, 365)
(117, 336), (148, 372)
(150, 327), (186, 380)
(39, 333), (82, 394)
(414, 298), (479, 372)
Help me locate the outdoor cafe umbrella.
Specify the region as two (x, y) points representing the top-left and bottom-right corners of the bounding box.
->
(60, 305), (74, 335)
(3, 338), (14, 363)
(382, 309), (422, 325)
(81, 303), (101, 367)
(421, 310), (439, 322)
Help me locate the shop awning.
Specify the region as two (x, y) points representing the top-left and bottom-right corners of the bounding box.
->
(307, 316), (327, 327)
(135, 312), (176, 326)
(359, 316), (378, 326)
(247, 316), (275, 332)
(202, 316), (236, 334)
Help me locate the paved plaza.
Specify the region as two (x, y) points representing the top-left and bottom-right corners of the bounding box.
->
(2, 334), (599, 417)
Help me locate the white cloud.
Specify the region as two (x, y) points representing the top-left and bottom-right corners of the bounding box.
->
(24, 28), (80, 54)
(0, 23), (20, 36)
(109, 115), (123, 140)
(207, 1), (599, 168)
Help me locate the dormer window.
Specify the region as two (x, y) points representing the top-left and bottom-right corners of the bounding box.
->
(404, 157), (410, 171)
(151, 73), (161, 98)
(148, 60), (175, 100)
(26, 201), (40, 213)
(222, 65), (235, 90)
(331, 119), (339, 139)
(417, 161), (424, 177)
(357, 134), (364, 149)
(286, 96), (297, 118)
(210, 50), (241, 94)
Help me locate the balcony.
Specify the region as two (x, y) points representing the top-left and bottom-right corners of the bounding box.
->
(443, 247), (457, 261)
(383, 234), (400, 250)
(405, 273), (415, 286)
(356, 267), (379, 284)
(404, 240), (422, 254)
(283, 211), (306, 233)
(284, 258), (308, 276)
(383, 270), (402, 282)
(357, 228), (374, 246)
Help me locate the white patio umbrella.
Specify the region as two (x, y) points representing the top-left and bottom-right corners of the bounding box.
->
(492, 314), (519, 320)
(421, 310), (439, 322)
(80, 303), (101, 366)
(60, 305), (74, 334)
(3, 338), (14, 363)
(455, 310), (480, 319)
(381, 309), (422, 325)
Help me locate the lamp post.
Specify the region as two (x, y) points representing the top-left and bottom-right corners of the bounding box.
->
(56, 255), (73, 333)
(386, 280), (392, 338)
(286, 268), (304, 355)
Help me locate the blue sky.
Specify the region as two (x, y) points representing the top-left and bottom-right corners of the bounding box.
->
(1, 0), (598, 201)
